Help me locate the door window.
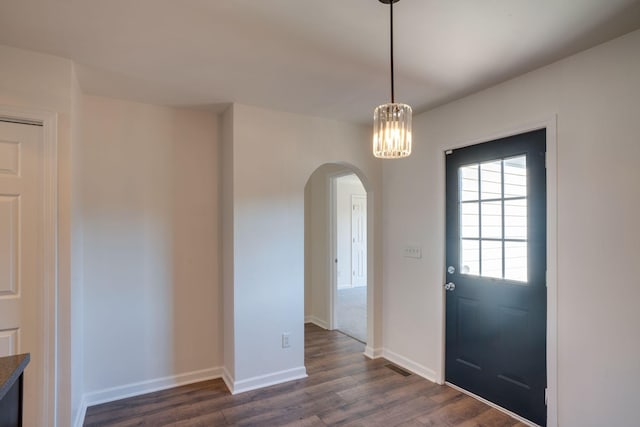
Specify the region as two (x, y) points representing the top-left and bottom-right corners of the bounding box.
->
(459, 155), (528, 282)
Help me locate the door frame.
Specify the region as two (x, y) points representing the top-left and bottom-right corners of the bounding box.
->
(440, 116), (558, 427)
(328, 170), (352, 331)
(327, 171), (369, 336)
(0, 105), (58, 426)
(350, 194), (366, 288)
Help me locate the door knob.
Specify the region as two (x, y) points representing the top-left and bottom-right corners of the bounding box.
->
(444, 282), (456, 291)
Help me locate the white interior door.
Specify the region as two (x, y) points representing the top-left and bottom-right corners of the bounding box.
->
(0, 120), (44, 427)
(351, 195), (366, 287)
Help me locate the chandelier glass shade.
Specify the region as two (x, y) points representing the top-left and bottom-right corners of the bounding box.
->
(373, 102), (412, 158)
(373, 0), (412, 159)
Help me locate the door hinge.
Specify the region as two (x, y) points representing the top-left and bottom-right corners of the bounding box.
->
(545, 388), (548, 406)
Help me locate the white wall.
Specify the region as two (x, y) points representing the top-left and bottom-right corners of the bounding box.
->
(0, 44), (75, 426)
(336, 175), (366, 288)
(81, 96), (222, 395)
(221, 106), (235, 381)
(70, 64), (84, 426)
(382, 29), (640, 427)
(224, 103), (382, 389)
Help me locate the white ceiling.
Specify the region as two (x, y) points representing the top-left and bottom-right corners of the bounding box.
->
(1, 0), (639, 123)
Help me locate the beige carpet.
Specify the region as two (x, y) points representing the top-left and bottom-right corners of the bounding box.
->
(336, 286), (367, 342)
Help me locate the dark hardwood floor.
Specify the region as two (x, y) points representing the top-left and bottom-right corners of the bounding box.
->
(84, 324), (527, 426)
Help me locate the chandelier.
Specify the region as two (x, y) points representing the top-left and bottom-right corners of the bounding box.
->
(373, 0), (412, 159)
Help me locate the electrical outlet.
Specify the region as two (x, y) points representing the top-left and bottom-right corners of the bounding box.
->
(282, 333), (290, 348)
(403, 246), (422, 259)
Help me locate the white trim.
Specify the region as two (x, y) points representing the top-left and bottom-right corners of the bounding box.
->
(350, 194), (367, 288)
(362, 346), (438, 383)
(440, 115), (559, 426)
(82, 367), (223, 408)
(363, 346), (383, 359)
(0, 105), (58, 427)
(328, 169), (368, 332)
(327, 170), (372, 343)
(228, 366), (307, 395)
(381, 348), (438, 383)
(446, 382), (540, 427)
(221, 367), (235, 394)
(445, 116), (556, 152)
(327, 172), (339, 330)
(72, 396), (88, 427)
(545, 117), (559, 427)
(304, 315), (329, 330)
(308, 164), (375, 351)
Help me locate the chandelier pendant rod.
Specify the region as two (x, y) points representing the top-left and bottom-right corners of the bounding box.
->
(390, 0), (395, 103)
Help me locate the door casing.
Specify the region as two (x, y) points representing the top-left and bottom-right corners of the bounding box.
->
(439, 116), (558, 427)
(0, 105), (58, 427)
(328, 171), (369, 339)
(351, 194), (366, 288)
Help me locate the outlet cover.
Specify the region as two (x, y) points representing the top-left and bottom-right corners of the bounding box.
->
(282, 333), (290, 348)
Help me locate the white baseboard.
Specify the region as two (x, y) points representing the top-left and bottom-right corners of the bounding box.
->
(229, 366), (307, 395)
(73, 396), (88, 427)
(304, 315), (329, 330)
(363, 345), (438, 384)
(374, 348), (438, 383)
(80, 366), (223, 420)
(221, 367), (234, 394)
(363, 346), (383, 359)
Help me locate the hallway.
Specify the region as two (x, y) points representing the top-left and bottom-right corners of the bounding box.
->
(336, 286), (367, 342)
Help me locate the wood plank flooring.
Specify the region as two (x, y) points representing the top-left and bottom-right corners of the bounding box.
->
(83, 324), (528, 426)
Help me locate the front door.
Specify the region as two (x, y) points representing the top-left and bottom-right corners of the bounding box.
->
(445, 129), (546, 425)
(0, 120), (45, 427)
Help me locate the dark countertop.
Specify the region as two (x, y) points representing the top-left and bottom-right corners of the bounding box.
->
(0, 354), (29, 400)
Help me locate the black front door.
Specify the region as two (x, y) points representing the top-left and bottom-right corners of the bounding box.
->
(445, 129), (547, 425)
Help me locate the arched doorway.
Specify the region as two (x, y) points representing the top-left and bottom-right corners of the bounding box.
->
(304, 163), (371, 344)
(333, 173), (367, 341)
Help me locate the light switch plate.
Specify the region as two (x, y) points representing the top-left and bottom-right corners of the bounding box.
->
(403, 246), (422, 259)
